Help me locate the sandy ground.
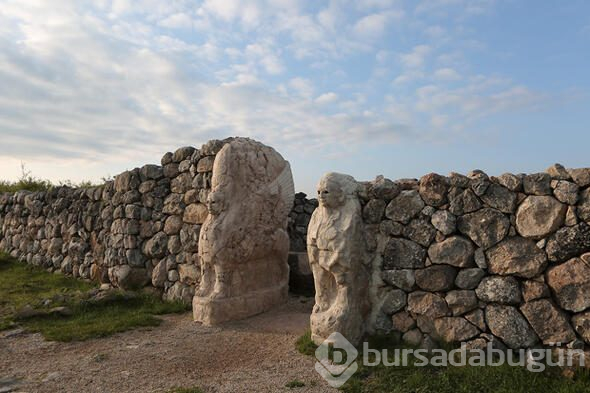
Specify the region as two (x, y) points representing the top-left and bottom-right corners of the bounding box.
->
(0, 296), (336, 393)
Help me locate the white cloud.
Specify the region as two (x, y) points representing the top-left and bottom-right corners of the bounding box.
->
(0, 0), (562, 188)
(393, 70), (425, 85)
(353, 11), (403, 38)
(245, 42), (284, 75)
(434, 67), (461, 81)
(315, 92), (338, 104)
(158, 13), (193, 29)
(202, 0), (241, 22)
(289, 77), (314, 99)
(356, 0), (399, 10)
(399, 45), (431, 68)
(415, 0), (496, 17)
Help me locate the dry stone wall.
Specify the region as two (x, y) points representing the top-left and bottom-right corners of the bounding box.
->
(362, 164), (590, 350)
(3, 139), (590, 352)
(0, 138), (314, 303)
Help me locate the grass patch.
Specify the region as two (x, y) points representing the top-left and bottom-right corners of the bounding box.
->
(0, 252), (94, 329)
(22, 292), (188, 341)
(285, 380), (306, 388)
(0, 253), (190, 341)
(296, 330), (317, 356)
(297, 332), (590, 392)
(342, 360), (590, 393)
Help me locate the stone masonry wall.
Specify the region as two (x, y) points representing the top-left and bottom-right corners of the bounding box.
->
(0, 138), (314, 303)
(362, 164), (590, 351)
(3, 142), (590, 352)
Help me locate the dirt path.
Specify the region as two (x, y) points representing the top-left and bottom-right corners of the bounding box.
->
(0, 296), (336, 393)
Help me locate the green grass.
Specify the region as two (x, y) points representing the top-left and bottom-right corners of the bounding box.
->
(285, 380), (306, 388)
(0, 253), (190, 341)
(296, 332), (590, 393)
(0, 252), (94, 329)
(165, 388), (204, 393)
(296, 329), (317, 356)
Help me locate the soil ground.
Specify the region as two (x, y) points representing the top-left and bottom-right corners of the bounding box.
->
(0, 296), (335, 393)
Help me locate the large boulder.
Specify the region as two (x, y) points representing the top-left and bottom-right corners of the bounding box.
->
(382, 269), (415, 291)
(144, 232), (168, 258)
(381, 289), (408, 315)
(428, 236), (475, 268)
(485, 305), (538, 349)
(109, 265), (149, 290)
(457, 208), (510, 249)
(114, 170), (141, 192)
(151, 260), (168, 287)
(434, 317), (480, 343)
(363, 199), (386, 224)
(546, 163), (571, 180)
(403, 218), (436, 247)
(523, 173), (552, 196)
(445, 290), (478, 316)
(545, 223), (590, 262)
(391, 311), (416, 333)
(475, 276), (521, 305)
(495, 173), (522, 192)
(448, 188), (482, 216)
(520, 299), (576, 345)
(553, 180), (579, 205)
(576, 188), (590, 222)
(385, 190), (425, 224)
(383, 238), (426, 269)
(415, 265), (457, 292)
(368, 176), (401, 201)
(572, 311), (590, 344)
(163, 215), (183, 235)
(546, 256), (590, 312)
(521, 280), (550, 302)
(485, 237), (547, 278)
(515, 196), (566, 239)
(431, 210), (456, 235)
(172, 146), (196, 163)
(419, 173), (449, 207)
(407, 291), (450, 319)
(481, 184), (517, 213)
(455, 268), (485, 290)
(568, 168), (590, 188)
(183, 203), (208, 224)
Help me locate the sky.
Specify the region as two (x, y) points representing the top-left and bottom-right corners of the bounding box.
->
(0, 0), (589, 196)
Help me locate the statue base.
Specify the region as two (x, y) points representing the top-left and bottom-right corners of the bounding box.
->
(193, 284), (288, 325)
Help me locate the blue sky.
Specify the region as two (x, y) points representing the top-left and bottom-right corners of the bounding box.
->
(0, 0), (588, 195)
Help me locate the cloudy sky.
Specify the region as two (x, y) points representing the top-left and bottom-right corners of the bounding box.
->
(1, 0), (589, 195)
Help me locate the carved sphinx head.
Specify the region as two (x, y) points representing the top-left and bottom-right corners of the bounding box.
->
(206, 190), (225, 216)
(317, 172), (359, 209)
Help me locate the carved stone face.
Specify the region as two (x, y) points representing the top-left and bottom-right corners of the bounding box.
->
(206, 191), (225, 215)
(317, 179), (344, 208)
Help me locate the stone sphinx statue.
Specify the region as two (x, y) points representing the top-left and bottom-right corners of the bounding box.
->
(308, 173), (371, 346)
(193, 138), (295, 325)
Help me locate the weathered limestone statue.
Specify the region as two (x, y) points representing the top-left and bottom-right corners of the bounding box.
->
(308, 173), (371, 346)
(193, 138), (295, 325)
